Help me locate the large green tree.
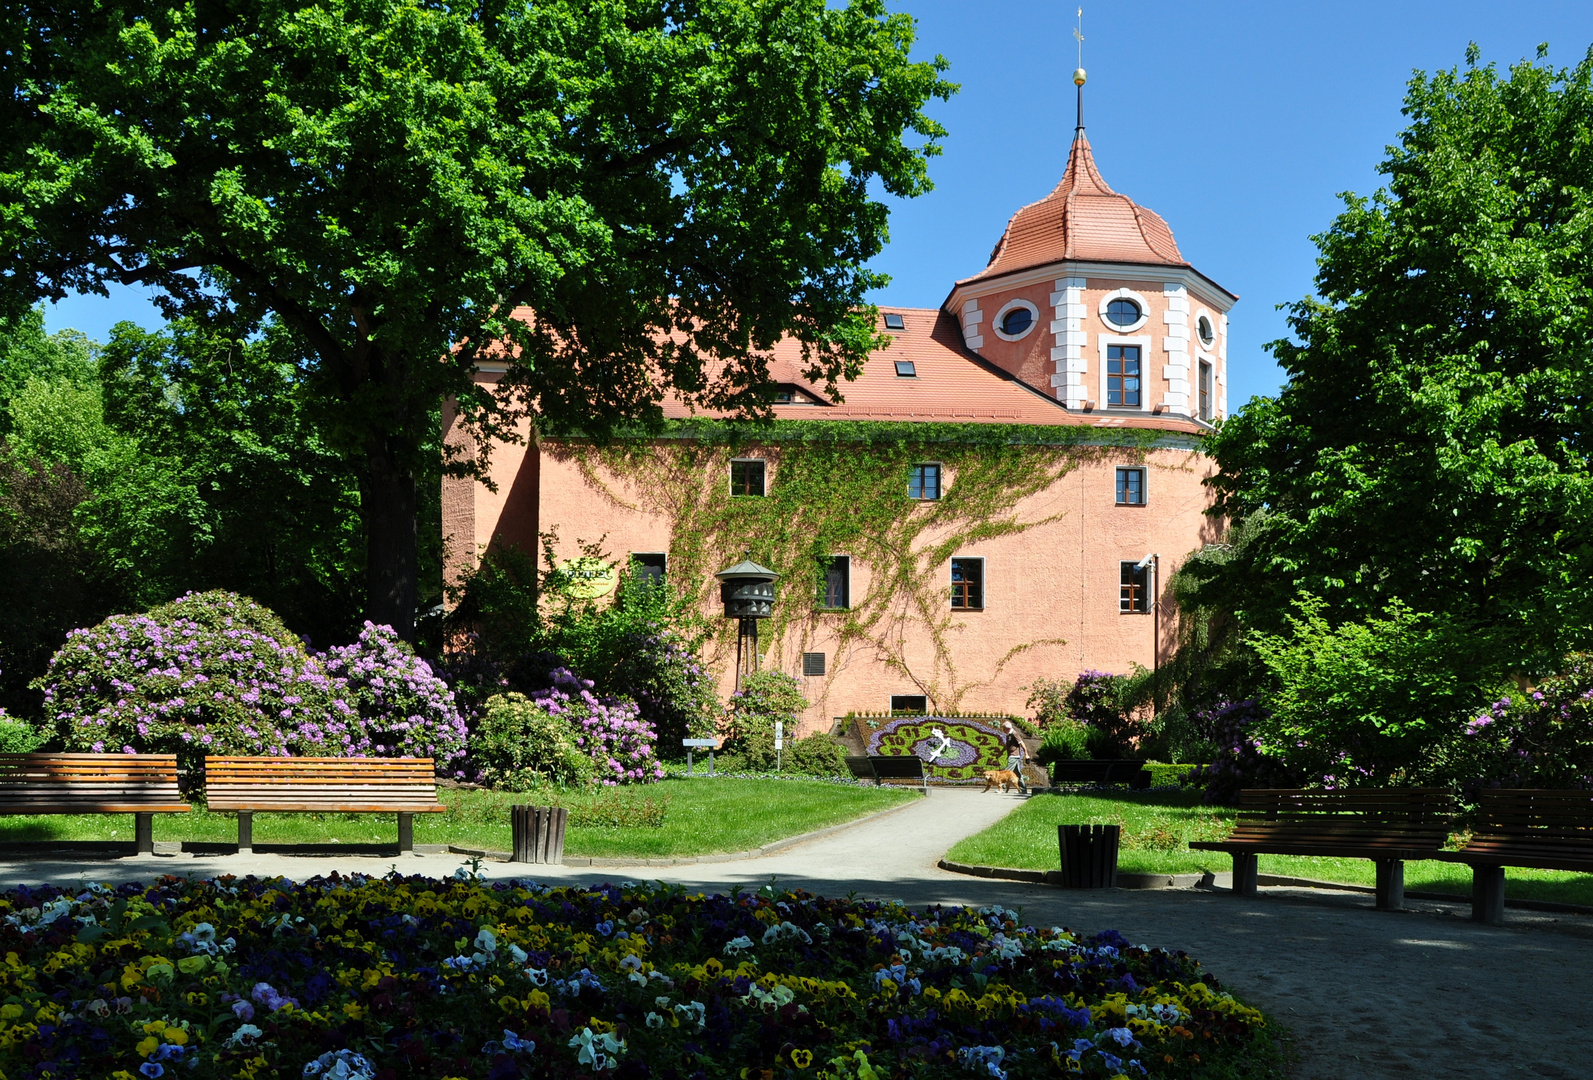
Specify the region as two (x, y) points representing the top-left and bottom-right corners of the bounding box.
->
(0, 0), (951, 637)
(1200, 44), (1593, 681)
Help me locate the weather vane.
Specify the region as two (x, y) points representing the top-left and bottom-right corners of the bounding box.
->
(1072, 6), (1087, 131)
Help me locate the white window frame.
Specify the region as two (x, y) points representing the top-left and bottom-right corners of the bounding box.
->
(1119, 560), (1151, 614)
(1197, 358), (1215, 422)
(991, 298), (1041, 341)
(1097, 334), (1153, 412)
(1114, 466), (1147, 507)
(909, 461), (944, 501)
(1098, 287), (1151, 333)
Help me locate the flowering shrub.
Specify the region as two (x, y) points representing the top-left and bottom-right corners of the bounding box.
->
(721, 671), (808, 771)
(531, 668), (663, 785)
(1190, 700), (1301, 807)
(471, 692), (598, 788)
(37, 592), (467, 772)
(36, 591), (342, 767)
(1064, 671), (1146, 758)
(0, 874), (1274, 1079)
(318, 622), (468, 768)
(1446, 654), (1593, 793)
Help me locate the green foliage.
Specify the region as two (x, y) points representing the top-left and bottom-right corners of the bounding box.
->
(1, 0), (955, 634)
(1248, 597), (1492, 783)
(1035, 720), (1092, 766)
(1023, 678), (1071, 729)
(0, 308), (97, 435)
(470, 692), (596, 789)
(1433, 654), (1593, 793)
(0, 717), (42, 754)
(785, 732), (851, 779)
(1203, 46), (1593, 682)
(564, 421), (1168, 712)
(722, 670), (808, 771)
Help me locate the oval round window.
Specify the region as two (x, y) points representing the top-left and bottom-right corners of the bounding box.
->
(1198, 315), (1214, 345)
(1000, 307), (1033, 336)
(1105, 298), (1141, 328)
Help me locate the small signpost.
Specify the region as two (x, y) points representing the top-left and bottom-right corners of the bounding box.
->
(683, 738), (718, 777)
(774, 722), (783, 772)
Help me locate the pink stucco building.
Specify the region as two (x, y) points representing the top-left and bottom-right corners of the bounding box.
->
(444, 125), (1235, 735)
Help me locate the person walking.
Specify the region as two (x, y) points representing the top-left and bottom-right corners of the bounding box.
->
(1001, 721), (1029, 795)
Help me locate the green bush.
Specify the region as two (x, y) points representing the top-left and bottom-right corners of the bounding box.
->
(470, 692), (596, 789)
(786, 732), (850, 778)
(1023, 677), (1071, 728)
(0, 715), (41, 753)
(721, 670), (807, 771)
(1035, 720), (1091, 766)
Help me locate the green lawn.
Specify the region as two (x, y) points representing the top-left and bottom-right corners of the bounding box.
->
(0, 777), (917, 860)
(945, 789), (1593, 907)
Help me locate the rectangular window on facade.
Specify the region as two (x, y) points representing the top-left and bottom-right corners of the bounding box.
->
(951, 557), (984, 610)
(1115, 467), (1146, 506)
(630, 552), (666, 585)
(1199, 360), (1214, 421)
(820, 556), (850, 609)
(1107, 344), (1142, 408)
(730, 459), (766, 497)
(802, 652), (827, 677)
(890, 695), (927, 714)
(909, 463), (942, 500)
(1120, 560), (1149, 613)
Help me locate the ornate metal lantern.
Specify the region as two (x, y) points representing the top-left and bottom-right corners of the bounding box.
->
(715, 553), (780, 687)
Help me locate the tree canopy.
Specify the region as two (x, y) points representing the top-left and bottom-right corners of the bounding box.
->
(1199, 44), (1593, 682)
(0, 0), (954, 636)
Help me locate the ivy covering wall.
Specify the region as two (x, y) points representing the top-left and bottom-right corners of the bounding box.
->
(548, 419), (1195, 717)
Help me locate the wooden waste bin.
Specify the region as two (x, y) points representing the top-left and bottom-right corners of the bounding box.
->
(1057, 824), (1120, 888)
(511, 805), (568, 864)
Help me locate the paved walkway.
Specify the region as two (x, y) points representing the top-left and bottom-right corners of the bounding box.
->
(0, 787), (1587, 1078)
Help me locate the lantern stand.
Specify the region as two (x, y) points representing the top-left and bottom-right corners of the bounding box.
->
(715, 552), (780, 691)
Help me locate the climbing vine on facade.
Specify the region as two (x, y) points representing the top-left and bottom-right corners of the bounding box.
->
(548, 420), (1184, 716)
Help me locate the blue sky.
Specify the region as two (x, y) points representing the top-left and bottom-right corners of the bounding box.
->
(42, 0), (1593, 408)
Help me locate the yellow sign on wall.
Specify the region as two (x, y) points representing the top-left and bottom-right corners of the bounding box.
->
(559, 557), (617, 599)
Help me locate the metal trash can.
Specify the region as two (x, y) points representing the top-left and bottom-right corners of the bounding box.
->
(1057, 824), (1120, 888)
(511, 805), (568, 864)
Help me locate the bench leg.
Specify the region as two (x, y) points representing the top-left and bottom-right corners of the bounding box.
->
(1472, 865), (1505, 925)
(134, 813), (153, 855)
(397, 813), (413, 854)
(237, 812), (253, 855)
(1375, 859), (1405, 911)
(1231, 852), (1258, 897)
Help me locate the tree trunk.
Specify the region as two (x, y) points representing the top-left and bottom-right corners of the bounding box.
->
(362, 434), (419, 640)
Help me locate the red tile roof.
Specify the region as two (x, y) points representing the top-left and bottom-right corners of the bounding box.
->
(962, 131), (1188, 285)
(660, 307), (1202, 434)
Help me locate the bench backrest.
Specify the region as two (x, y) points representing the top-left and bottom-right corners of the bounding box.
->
(204, 756), (441, 811)
(1233, 788), (1455, 846)
(844, 756), (875, 780)
(1050, 760), (1149, 782)
(869, 755), (926, 780)
(1472, 789), (1593, 843)
(0, 753), (185, 811)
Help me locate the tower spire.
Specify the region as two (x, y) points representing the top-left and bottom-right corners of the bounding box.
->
(1072, 7), (1086, 132)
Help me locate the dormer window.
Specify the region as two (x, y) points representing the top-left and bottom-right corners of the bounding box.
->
(894, 360), (917, 377)
(883, 312), (905, 330)
(1105, 298), (1142, 328)
(999, 308), (1032, 336)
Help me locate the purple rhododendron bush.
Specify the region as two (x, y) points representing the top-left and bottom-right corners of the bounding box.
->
(529, 668), (663, 785)
(35, 591), (466, 771)
(0, 875), (1278, 1080)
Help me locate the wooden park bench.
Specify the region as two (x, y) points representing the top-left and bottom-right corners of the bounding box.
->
(1048, 759), (1153, 790)
(1189, 788), (1455, 910)
(204, 757), (446, 853)
(1433, 789), (1593, 925)
(0, 754), (188, 854)
(843, 755), (928, 794)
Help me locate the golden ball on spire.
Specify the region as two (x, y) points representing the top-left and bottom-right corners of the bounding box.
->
(1073, 67), (1087, 86)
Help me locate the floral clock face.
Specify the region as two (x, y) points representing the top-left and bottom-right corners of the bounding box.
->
(866, 717), (1009, 781)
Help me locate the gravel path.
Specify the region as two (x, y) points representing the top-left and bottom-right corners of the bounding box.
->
(0, 786), (1586, 1078)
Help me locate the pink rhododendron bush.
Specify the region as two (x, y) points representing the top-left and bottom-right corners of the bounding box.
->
(35, 591), (466, 770)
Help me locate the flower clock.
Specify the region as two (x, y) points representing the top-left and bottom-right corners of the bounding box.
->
(867, 718), (1010, 783)
(0, 874), (1273, 1079)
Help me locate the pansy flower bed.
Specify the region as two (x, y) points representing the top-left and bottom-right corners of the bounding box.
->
(0, 875), (1274, 1080)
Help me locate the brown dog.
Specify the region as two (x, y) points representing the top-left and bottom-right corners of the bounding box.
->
(981, 769), (1020, 793)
